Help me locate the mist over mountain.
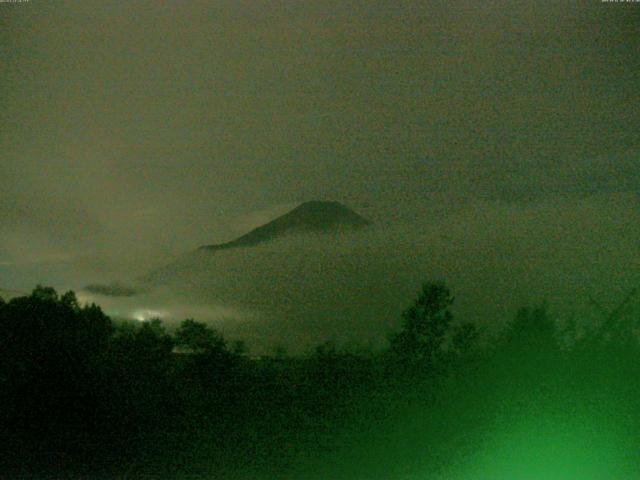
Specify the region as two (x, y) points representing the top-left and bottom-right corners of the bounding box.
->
(199, 201), (370, 252)
(137, 193), (640, 353)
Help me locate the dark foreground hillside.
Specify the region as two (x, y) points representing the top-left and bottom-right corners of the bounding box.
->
(0, 284), (638, 479)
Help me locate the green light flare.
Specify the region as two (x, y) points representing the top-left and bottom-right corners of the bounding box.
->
(438, 403), (636, 480)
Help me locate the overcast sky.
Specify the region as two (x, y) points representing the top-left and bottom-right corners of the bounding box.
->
(1, 1), (639, 334)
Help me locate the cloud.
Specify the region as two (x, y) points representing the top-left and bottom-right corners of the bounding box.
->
(0, 1), (638, 350)
(141, 192), (640, 353)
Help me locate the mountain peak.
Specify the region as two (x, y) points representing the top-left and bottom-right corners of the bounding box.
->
(199, 201), (370, 252)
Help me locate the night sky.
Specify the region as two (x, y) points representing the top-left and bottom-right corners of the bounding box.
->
(1, 1), (639, 350)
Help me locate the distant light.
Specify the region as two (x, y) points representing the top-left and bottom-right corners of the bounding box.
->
(131, 308), (167, 322)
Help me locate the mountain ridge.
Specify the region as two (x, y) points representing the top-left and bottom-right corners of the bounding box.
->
(199, 200), (370, 252)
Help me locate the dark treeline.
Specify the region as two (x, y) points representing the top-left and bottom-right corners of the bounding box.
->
(0, 283), (639, 479)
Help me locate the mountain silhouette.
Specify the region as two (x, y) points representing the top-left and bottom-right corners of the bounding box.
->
(199, 201), (370, 252)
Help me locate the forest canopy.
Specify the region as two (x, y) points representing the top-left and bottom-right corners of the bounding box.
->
(0, 283), (637, 479)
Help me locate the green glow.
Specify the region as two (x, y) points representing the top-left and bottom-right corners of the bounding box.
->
(449, 405), (634, 480)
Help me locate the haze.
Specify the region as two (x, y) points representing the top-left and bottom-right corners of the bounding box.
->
(1, 0), (638, 351)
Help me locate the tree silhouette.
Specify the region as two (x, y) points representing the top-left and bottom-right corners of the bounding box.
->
(0, 286), (118, 472)
(60, 290), (80, 311)
(390, 282), (454, 375)
(31, 284), (58, 302)
(504, 302), (557, 351)
(175, 318), (226, 354)
(451, 321), (479, 358)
